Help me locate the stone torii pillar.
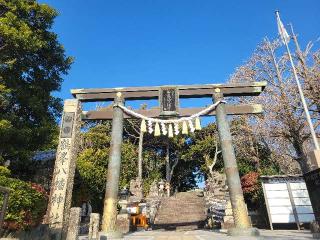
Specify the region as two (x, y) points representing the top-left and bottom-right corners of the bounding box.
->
(46, 99), (82, 240)
(213, 89), (259, 236)
(100, 92), (125, 239)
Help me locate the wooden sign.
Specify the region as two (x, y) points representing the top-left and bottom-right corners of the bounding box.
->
(304, 168), (320, 223)
(159, 87), (179, 116)
(261, 176), (315, 230)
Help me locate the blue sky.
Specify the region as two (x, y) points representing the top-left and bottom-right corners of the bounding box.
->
(42, 0), (320, 110)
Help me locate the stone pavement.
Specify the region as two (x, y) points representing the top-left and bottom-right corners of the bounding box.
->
(79, 229), (315, 240)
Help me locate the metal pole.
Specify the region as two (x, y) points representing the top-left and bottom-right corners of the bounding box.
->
(276, 11), (320, 150)
(213, 89), (258, 236)
(101, 92), (124, 234)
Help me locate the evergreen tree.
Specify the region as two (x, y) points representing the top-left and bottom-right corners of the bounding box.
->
(0, 0), (73, 178)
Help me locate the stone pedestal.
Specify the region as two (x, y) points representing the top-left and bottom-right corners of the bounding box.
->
(88, 213), (100, 240)
(66, 207), (81, 240)
(116, 213), (131, 234)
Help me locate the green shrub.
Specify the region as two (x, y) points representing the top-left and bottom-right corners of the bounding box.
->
(0, 174), (48, 230)
(0, 166), (11, 177)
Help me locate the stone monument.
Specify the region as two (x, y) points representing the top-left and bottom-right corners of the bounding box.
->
(46, 100), (82, 239)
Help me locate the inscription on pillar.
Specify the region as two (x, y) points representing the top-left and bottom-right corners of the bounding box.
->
(159, 87), (179, 116)
(61, 112), (75, 138)
(49, 137), (73, 224)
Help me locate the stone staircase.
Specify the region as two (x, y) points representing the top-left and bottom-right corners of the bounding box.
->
(153, 191), (207, 231)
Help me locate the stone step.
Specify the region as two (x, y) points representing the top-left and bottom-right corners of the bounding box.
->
(153, 191), (206, 231)
(160, 201), (205, 205)
(156, 213), (206, 217)
(152, 221), (205, 231)
(161, 201), (204, 204)
(160, 202), (204, 206)
(156, 219), (206, 224)
(156, 213), (205, 217)
(157, 209), (205, 212)
(159, 209), (203, 212)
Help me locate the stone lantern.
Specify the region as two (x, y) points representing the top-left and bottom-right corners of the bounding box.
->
(118, 187), (130, 214)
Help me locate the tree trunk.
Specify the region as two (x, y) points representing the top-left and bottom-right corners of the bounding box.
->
(165, 143), (170, 197)
(297, 158), (311, 174)
(291, 28), (320, 117)
(138, 130), (144, 179)
(292, 135), (311, 174)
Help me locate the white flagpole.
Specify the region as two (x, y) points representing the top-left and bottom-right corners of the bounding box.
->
(275, 11), (320, 150)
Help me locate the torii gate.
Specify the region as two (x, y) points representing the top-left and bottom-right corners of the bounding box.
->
(46, 81), (266, 239)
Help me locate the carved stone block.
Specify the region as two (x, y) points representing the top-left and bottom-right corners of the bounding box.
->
(66, 207), (81, 240)
(116, 213), (130, 234)
(88, 213), (100, 240)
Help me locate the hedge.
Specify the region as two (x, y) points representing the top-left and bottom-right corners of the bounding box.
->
(0, 167), (48, 230)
